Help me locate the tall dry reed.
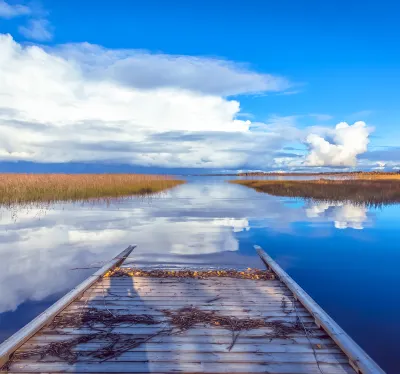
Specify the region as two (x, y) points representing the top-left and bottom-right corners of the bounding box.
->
(230, 178), (400, 206)
(0, 174), (184, 206)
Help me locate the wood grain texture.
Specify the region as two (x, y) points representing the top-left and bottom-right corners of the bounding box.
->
(2, 254), (362, 374)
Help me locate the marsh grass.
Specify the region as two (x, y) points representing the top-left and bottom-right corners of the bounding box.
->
(0, 174), (184, 207)
(231, 178), (400, 206)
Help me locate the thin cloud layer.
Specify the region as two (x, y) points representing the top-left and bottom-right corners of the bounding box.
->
(0, 0), (30, 18)
(54, 42), (291, 96)
(19, 18), (53, 41)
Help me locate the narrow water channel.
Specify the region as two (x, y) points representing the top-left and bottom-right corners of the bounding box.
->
(0, 177), (399, 372)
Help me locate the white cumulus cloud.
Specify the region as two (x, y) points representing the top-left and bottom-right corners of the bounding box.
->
(305, 121), (371, 167)
(0, 34), (374, 170)
(0, 34), (293, 169)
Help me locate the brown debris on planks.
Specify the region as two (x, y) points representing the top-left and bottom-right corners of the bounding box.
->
(2, 309), (164, 369)
(162, 306), (302, 336)
(105, 267), (275, 280)
(2, 304), (304, 369)
(1, 331), (169, 369)
(1, 245), (371, 374)
(50, 308), (159, 329)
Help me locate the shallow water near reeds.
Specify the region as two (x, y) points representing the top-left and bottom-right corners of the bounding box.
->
(0, 176), (399, 373)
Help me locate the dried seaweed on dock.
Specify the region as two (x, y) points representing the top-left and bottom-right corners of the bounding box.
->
(105, 267), (275, 280)
(162, 306), (303, 351)
(1, 306), (304, 371)
(50, 308), (159, 329)
(4, 335), (98, 367)
(2, 331), (167, 370)
(163, 306), (302, 337)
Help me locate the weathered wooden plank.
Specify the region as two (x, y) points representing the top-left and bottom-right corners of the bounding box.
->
(69, 300), (306, 310)
(96, 285), (284, 291)
(86, 287), (293, 300)
(100, 278), (282, 284)
(35, 320), (325, 333)
(88, 282), (283, 288)
(30, 328), (326, 343)
(10, 351), (349, 364)
(29, 334), (333, 345)
(68, 305), (304, 313)
(81, 291), (292, 297)
(80, 292), (293, 299)
(46, 318), (320, 330)
(0, 246), (136, 369)
(110, 280), (279, 285)
(4, 361), (356, 373)
(99, 282), (283, 288)
(92, 281), (286, 288)
(16, 342), (342, 354)
(80, 292), (292, 298)
(78, 297), (300, 306)
(82, 291), (292, 299)
(61, 305), (311, 317)
(96, 284), (283, 290)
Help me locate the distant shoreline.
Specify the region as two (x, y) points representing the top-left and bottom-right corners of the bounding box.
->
(193, 171), (400, 177)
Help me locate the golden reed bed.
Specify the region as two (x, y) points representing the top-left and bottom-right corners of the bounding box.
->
(231, 177), (400, 206)
(0, 173), (184, 206)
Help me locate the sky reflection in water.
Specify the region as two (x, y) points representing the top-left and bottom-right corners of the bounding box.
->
(0, 177), (399, 372)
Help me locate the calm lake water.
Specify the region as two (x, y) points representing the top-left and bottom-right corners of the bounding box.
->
(0, 177), (399, 373)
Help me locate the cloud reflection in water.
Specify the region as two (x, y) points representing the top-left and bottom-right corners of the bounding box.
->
(305, 202), (368, 230)
(0, 180), (372, 314)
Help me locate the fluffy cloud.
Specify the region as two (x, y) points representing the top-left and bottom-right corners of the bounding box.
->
(0, 34), (374, 170)
(18, 18), (53, 41)
(0, 0), (30, 18)
(305, 121), (371, 167)
(0, 34), (293, 168)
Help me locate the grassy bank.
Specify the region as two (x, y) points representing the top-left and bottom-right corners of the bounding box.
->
(0, 174), (184, 206)
(198, 171), (400, 177)
(230, 178), (400, 206)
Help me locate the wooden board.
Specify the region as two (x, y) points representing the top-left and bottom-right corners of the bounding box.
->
(1, 271), (358, 374)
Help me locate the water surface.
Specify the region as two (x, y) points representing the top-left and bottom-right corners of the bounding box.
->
(0, 177), (399, 372)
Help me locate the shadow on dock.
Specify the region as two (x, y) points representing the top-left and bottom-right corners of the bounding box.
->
(3, 272), (359, 373)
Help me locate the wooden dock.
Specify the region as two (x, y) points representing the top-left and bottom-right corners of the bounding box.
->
(0, 245), (385, 374)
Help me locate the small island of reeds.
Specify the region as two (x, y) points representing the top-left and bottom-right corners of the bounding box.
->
(230, 175), (400, 206)
(0, 173), (184, 206)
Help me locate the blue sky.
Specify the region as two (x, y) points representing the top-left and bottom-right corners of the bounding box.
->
(1, 0), (400, 172)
